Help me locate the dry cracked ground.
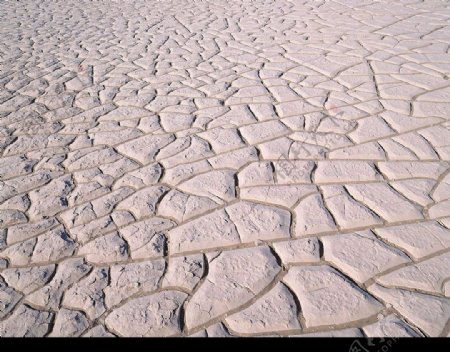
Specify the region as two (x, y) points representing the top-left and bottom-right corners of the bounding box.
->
(0, 0), (450, 338)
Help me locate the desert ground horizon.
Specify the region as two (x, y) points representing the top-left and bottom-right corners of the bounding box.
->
(0, 0), (449, 337)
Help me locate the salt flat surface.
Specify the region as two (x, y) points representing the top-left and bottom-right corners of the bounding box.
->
(0, 0), (449, 337)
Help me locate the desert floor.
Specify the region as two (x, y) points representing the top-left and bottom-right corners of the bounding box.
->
(0, 0), (449, 337)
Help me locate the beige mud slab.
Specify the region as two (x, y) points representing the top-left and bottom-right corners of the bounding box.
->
(0, 0), (449, 337)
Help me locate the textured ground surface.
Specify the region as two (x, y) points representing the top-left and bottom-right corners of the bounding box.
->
(0, 0), (450, 338)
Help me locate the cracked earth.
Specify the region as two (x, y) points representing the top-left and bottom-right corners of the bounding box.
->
(0, 0), (450, 338)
